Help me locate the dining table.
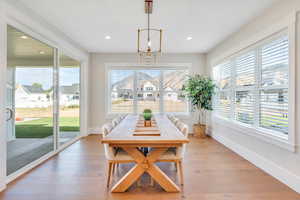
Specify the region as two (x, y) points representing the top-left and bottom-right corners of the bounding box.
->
(101, 114), (189, 193)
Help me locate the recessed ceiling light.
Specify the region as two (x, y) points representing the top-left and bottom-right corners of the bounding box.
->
(186, 36), (193, 41)
(39, 51), (45, 55)
(20, 35), (28, 39)
(105, 35), (111, 40)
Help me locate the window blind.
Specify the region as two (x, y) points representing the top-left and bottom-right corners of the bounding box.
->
(259, 89), (288, 134)
(220, 61), (232, 90)
(260, 36), (289, 134)
(215, 91), (231, 119)
(261, 36), (289, 87)
(213, 33), (290, 136)
(236, 51), (256, 87)
(235, 91), (254, 125)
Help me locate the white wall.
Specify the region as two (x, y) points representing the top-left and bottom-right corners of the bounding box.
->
(0, 1), (7, 192)
(206, 0), (300, 193)
(88, 53), (206, 133)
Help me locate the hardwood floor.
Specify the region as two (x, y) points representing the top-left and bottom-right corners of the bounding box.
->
(0, 135), (299, 200)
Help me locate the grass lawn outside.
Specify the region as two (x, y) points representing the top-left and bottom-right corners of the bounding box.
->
(16, 107), (79, 118)
(16, 117), (80, 138)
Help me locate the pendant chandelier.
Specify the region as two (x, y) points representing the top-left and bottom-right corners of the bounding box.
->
(137, 0), (163, 64)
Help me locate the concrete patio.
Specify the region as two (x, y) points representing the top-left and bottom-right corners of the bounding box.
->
(7, 132), (78, 175)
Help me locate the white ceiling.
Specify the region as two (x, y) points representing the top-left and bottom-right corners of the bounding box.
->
(15, 0), (278, 53)
(7, 25), (79, 67)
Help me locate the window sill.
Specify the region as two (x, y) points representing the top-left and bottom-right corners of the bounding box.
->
(212, 115), (295, 152)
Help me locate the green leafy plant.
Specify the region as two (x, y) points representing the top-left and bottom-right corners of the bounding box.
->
(143, 109), (152, 120)
(183, 75), (216, 125)
(143, 112), (152, 121)
(143, 109), (152, 114)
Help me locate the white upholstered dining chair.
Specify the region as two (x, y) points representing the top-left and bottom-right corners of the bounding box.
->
(176, 120), (185, 131)
(172, 117), (180, 126)
(102, 123), (135, 187)
(157, 123), (189, 186)
(167, 114), (175, 121)
(112, 118), (119, 127)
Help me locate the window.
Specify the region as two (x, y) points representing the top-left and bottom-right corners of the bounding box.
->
(235, 51), (256, 125)
(213, 62), (232, 119)
(136, 70), (160, 113)
(146, 87), (153, 91)
(213, 34), (290, 137)
(108, 68), (189, 114)
(110, 70), (134, 113)
(163, 70), (188, 113)
(259, 36), (289, 134)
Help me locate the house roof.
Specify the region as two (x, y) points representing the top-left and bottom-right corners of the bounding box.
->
(22, 85), (46, 94)
(60, 83), (79, 95)
(112, 71), (187, 91)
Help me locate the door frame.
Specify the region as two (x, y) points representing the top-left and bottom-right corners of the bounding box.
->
(0, 2), (7, 192)
(56, 49), (83, 148)
(0, 2), (89, 186)
(5, 67), (16, 141)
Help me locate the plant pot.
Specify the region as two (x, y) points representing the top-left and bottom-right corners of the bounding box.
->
(193, 124), (206, 138)
(144, 120), (152, 127)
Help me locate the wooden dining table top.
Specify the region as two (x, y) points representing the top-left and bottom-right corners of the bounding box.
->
(101, 114), (189, 146)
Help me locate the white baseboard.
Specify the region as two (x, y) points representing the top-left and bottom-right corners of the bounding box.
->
(0, 183), (5, 192)
(88, 127), (102, 135)
(212, 133), (300, 194)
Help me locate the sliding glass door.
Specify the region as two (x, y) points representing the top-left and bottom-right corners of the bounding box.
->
(6, 25), (54, 175)
(58, 54), (81, 146)
(5, 25), (82, 176)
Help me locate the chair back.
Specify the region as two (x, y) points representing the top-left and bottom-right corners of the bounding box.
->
(112, 119), (119, 127)
(181, 124), (189, 138)
(117, 116), (123, 123)
(102, 123), (113, 136)
(176, 121), (184, 130)
(173, 117), (180, 125)
(120, 114), (127, 120)
(167, 114), (174, 120)
(102, 123), (115, 160)
(177, 123), (189, 158)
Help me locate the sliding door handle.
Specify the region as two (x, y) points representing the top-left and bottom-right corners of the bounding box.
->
(6, 108), (13, 121)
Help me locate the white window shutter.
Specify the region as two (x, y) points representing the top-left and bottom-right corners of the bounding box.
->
(236, 51), (256, 87)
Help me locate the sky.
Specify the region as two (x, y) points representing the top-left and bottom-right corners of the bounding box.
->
(15, 67), (80, 90)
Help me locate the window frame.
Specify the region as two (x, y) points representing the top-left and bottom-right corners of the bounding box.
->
(105, 63), (192, 118)
(211, 28), (296, 152)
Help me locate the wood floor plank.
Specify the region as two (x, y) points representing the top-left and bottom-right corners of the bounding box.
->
(0, 135), (299, 200)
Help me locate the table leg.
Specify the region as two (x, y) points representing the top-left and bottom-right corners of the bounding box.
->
(111, 147), (180, 193)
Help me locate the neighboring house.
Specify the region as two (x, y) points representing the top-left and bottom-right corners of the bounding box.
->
(59, 83), (80, 106)
(111, 71), (187, 102)
(164, 87), (179, 101)
(15, 83), (80, 108)
(15, 84), (51, 108)
(140, 81), (157, 100)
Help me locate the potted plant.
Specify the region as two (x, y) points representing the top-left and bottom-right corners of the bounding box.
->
(143, 109), (152, 126)
(183, 75), (216, 138)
